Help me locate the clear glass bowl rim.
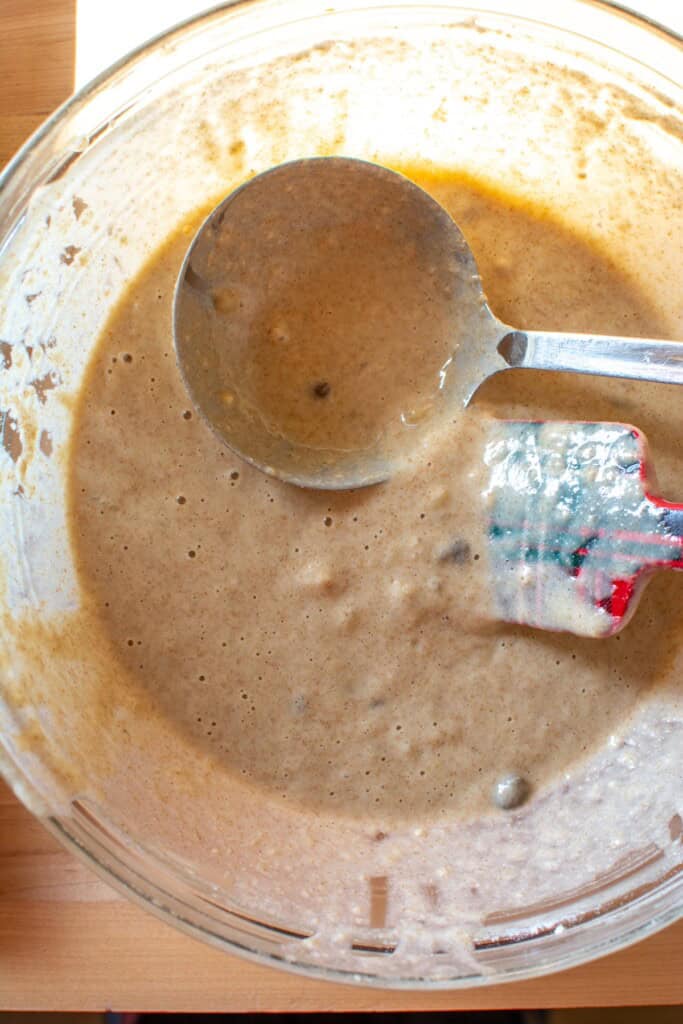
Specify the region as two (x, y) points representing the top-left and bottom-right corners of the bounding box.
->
(0, 0), (682, 990)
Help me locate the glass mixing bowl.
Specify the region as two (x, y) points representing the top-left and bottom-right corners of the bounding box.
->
(0, 0), (682, 988)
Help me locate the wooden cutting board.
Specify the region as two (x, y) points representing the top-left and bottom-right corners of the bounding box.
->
(1, 0), (682, 1012)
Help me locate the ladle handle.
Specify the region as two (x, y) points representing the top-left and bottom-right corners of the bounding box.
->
(498, 330), (683, 386)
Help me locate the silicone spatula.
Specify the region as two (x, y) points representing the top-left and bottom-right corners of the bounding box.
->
(484, 421), (683, 637)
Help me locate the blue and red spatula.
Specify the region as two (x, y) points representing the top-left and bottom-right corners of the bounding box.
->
(485, 421), (683, 637)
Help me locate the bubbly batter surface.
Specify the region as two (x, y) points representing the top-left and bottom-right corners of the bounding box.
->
(68, 170), (683, 822)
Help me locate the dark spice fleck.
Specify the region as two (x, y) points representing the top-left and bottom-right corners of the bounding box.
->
(439, 539), (471, 564)
(312, 381), (331, 399)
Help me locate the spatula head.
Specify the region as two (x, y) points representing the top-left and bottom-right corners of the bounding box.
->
(484, 421), (683, 637)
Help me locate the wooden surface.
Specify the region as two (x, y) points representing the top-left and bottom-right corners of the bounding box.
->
(0, 0), (75, 171)
(1, 0), (682, 1012)
(2, 779), (683, 1012)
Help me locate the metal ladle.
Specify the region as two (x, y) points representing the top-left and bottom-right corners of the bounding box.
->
(174, 157), (683, 489)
